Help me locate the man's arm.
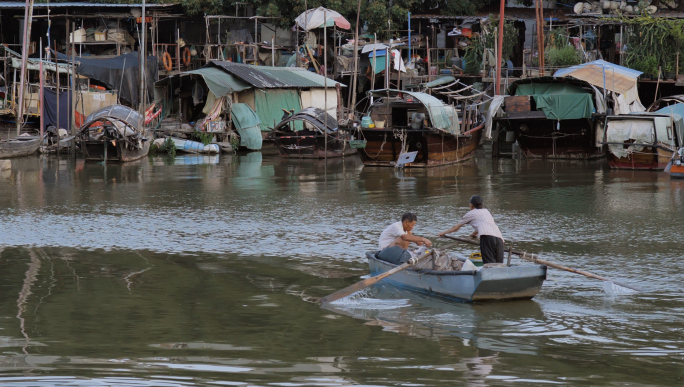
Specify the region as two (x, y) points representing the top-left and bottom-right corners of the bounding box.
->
(400, 233), (432, 247)
(438, 223), (463, 237)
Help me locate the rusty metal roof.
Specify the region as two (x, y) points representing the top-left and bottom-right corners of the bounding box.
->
(207, 61), (345, 89)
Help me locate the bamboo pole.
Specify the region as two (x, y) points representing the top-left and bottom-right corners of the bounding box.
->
(348, 0), (362, 120)
(16, 0), (35, 135)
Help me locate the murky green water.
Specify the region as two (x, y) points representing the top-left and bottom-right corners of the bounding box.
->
(1, 153), (683, 386)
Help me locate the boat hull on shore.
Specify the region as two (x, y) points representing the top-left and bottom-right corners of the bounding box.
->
(0, 138), (40, 158)
(367, 252), (546, 302)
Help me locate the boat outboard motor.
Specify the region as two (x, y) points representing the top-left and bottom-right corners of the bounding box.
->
(410, 113), (425, 130)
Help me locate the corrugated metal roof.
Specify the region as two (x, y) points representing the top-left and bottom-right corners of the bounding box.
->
(0, 2), (175, 8)
(207, 61), (345, 89)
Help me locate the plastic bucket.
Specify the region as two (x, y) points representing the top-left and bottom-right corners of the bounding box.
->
(469, 252), (484, 267)
(361, 116), (373, 128)
(376, 120), (385, 128)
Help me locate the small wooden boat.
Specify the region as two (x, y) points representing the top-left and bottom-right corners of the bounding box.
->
(367, 251), (547, 302)
(0, 137), (40, 158)
(668, 148), (684, 178)
(77, 105), (151, 162)
(603, 102), (684, 170)
(353, 89), (484, 168)
(272, 107), (356, 159)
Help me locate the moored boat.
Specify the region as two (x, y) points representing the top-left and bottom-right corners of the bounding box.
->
(353, 89), (483, 168)
(272, 107), (356, 159)
(366, 251), (547, 302)
(668, 148), (684, 178)
(603, 103), (684, 170)
(77, 105), (152, 162)
(0, 137), (40, 158)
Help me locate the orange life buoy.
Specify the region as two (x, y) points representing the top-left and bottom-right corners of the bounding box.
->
(162, 52), (173, 71)
(182, 47), (191, 66)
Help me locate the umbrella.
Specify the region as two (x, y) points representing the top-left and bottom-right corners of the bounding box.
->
(295, 7), (351, 31)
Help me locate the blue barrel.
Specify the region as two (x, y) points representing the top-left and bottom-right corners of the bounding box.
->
(183, 140), (204, 153)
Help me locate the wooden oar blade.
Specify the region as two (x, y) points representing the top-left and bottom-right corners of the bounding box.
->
(320, 250), (433, 304)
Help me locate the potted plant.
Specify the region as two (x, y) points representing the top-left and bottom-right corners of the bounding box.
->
(664, 62), (676, 80)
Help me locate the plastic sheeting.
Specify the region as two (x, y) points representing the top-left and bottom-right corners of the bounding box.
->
(606, 119), (654, 159)
(300, 89), (338, 119)
(186, 67), (251, 97)
(230, 103), (262, 150)
(56, 51), (158, 107)
(515, 83), (594, 120)
(43, 88), (73, 131)
(254, 89), (302, 132)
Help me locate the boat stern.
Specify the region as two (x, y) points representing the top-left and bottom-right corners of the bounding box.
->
(471, 265), (547, 301)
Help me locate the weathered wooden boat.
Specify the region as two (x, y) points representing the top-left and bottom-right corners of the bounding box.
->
(366, 251), (547, 302)
(0, 136), (40, 158)
(603, 103), (684, 170)
(272, 107), (356, 159)
(353, 89), (483, 168)
(77, 105), (151, 162)
(495, 77), (605, 159)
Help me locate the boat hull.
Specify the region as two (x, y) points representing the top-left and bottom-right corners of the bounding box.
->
(607, 145), (673, 170)
(512, 118), (603, 159)
(356, 125), (482, 168)
(274, 130), (356, 159)
(670, 163), (684, 178)
(0, 138), (40, 158)
(367, 253), (546, 302)
(82, 134), (152, 162)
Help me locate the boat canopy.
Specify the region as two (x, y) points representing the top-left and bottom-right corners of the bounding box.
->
(554, 60), (645, 115)
(82, 105), (142, 131)
(606, 103), (684, 158)
(274, 107), (338, 134)
(368, 89), (458, 134)
(508, 79), (594, 120)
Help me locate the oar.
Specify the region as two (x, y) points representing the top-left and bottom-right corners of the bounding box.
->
(320, 249), (434, 304)
(441, 235), (642, 292)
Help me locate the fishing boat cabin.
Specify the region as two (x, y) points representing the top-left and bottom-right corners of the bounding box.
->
(353, 89), (482, 167)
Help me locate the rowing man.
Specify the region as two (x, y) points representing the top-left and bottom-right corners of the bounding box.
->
(377, 213), (432, 264)
(438, 195), (504, 264)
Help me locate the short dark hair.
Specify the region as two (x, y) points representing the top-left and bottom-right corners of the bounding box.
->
(401, 212), (417, 222)
(470, 195), (484, 209)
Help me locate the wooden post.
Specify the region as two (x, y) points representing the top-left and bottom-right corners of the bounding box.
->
(71, 22), (76, 136)
(39, 39), (43, 140)
(496, 0), (505, 95)
(324, 10), (328, 161)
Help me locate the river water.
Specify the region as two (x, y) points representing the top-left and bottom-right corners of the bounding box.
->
(1, 153), (683, 386)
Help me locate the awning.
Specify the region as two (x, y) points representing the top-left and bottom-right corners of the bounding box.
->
(554, 60), (642, 95)
(186, 67), (251, 97)
(230, 103), (262, 150)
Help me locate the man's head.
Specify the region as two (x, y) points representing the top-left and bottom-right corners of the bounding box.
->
(470, 195), (484, 209)
(401, 212), (418, 232)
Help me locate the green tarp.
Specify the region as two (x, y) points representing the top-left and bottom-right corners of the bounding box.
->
(231, 103), (263, 150)
(254, 89), (302, 131)
(186, 67), (251, 97)
(370, 56), (387, 75)
(515, 83), (594, 120)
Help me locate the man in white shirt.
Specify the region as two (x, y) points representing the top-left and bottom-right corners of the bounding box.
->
(379, 213), (432, 250)
(438, 195), (504, 264)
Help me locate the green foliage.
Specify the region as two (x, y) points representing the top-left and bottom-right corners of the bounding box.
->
(462, 15), (517, 75)
(162, 137), (177, 157)
(620, 15), (684, 75)
(192, 130), (214, 145)
(546, 46), (582, 68)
